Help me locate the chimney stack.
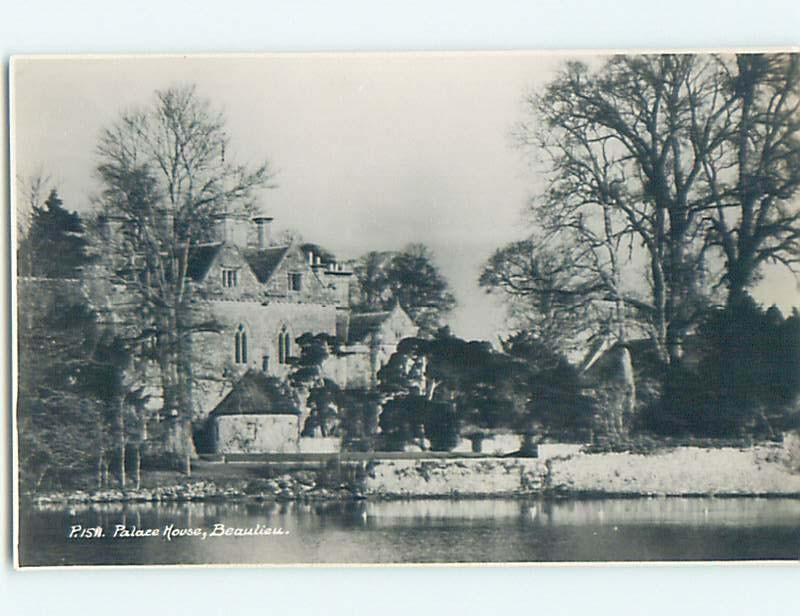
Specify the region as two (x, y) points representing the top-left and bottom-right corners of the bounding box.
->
(213, 211), (249, 247)
(253, 215), (273, 251)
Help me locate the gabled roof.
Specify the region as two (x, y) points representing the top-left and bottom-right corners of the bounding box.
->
(186, 243), (224, 281)
(347, 310), (392, 344)
(348, 303), (416, 345)
(243, 246), (291, 283)
(579, 336), (616, 373)
(210, 371), (300, 416)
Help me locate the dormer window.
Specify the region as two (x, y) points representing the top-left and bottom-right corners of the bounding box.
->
(222, 268), (239, 288)
(288, 272), (302, 291)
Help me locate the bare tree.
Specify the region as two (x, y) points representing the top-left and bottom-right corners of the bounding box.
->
(518, 55), (743, 364)
(702, 53), (800, 308)
(479, 225), (639, 436)
(494, 53), (800, 435)
(479, 235), (606, 353)
(15, 170), (52, 256)
(94, 85), (273, 473)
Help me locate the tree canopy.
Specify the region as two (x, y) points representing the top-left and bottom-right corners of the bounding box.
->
(480, 237), (608, 353)
(376, 330), (596, 450)
(642, 295), (800, 438)
(17, 280), (133, 491)
(496, 53), (800, 366)
(17, 189), (93, 278)
(350, 244), (456, 335)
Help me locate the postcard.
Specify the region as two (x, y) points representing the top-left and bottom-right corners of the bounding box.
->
(11, 51), (800, 567)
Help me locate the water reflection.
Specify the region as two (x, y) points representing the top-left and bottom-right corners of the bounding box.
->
(19, 497), (800, 566)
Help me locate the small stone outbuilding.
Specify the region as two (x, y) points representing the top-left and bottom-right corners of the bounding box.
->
(209, 371), (301, 454)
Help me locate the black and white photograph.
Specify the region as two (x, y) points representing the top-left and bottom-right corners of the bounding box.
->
(10, 50), (800, 568)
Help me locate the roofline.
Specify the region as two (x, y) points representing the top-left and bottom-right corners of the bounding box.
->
(322, 270), (353, 276)
(211, 409), (299, 417)
(350, 310), (392, 317)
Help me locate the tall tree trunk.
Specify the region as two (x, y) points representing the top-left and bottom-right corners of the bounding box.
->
(157, 309), (197, 472)
(650, 255), (669, 364)
(133, 445), (142, 490)
(96, 453), (105, 489)
(116, 398), (126, 489)
(726, 259), (753, 311)
(618, 346), (636, 430)
(666, 323), (685, 365)
(175, 305), (198, 470)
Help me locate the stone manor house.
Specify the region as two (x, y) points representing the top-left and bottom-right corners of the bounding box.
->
(96, 208), (419, 454)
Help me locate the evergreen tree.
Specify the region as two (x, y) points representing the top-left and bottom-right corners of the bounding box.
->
(17, 189), (92, 278)
(17, 280), (131, 491)
(376, 330), (586, 450)
(642, 295), (800, 438)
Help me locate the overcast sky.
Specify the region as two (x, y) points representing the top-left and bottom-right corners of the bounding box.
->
(11, 53), (799, 340)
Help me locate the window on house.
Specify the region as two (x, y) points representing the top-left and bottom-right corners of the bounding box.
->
(278, 328), (292, 364)
(222, 269), (239, 288)
(288, 272), (302, 291)
(234, 324), (248, 364)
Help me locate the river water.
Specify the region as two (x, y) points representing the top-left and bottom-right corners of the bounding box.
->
(18, 497), (800, 566)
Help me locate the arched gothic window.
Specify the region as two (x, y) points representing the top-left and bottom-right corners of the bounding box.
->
(234, 324), (248, 364)
(278, 327), (291, 364)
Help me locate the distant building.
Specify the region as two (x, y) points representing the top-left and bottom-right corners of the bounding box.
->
(322, 302), (419, 389)
(92, 208), (418, 431)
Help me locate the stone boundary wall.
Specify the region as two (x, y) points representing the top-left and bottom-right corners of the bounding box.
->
(548, 445), (800, 496)
(297, 436), (342, 454)
(364, 458), (547, 497)
(363, 445), (800, 497)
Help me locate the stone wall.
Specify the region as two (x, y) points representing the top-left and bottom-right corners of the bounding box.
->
(783, 431), (800, 471)
(478, 434), (522, 455)
(214, 416), (342, 455)
(202, 244), (265, 301)
(262, 247), (336, 304)
(548, 445), (800, 496)
(364, 458), (548, 497)
(361, 445), (800, 497)
(321, 346), (373, 389)
(214, 415), (300, 454)
(298, 436), (342, 454)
